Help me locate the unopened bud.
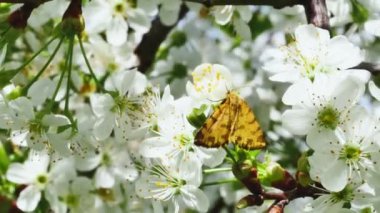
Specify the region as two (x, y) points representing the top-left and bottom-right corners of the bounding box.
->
(236, 194), (264, 209)
(6, 86), (22, 100)
(296, 171), (313, 187)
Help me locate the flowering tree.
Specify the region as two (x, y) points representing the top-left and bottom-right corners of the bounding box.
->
(0, 0), (380, 212)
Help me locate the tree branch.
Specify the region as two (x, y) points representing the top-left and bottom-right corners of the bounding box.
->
(0, 0), (51, 4)
(183, 0), (301, 8)
(353, 62), (380, 75)
(302, 0), (329, 29)
(134, 5), (189, 73)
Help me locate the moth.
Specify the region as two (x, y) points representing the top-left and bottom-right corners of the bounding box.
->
(195, 91), (266, 150)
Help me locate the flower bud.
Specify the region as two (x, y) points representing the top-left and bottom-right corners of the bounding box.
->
(296, 171), (313, 187)
(61, 16), (85, 37)
(264, 163), (296, 191)
(187, 104), (207, 128)
(6, 86), (22, 100)
(236, 194), (264, 209)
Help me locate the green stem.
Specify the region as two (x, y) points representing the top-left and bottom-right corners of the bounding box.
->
(223, 145), (237, 163)
(64, 37), (75, 124)
(77, 36), (104, 92)
(201, 178), (238, 187)
(22, 37), (64, 94)
(203, 167), (231, 174)
(48, 38), (70, 112)
(18, 36), (57, 71)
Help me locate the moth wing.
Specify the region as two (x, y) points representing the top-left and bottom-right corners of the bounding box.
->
(195, 96), (233, 148)
(229, 94), (266, 150)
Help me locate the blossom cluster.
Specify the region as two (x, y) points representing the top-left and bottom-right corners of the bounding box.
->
(0, 0), (380, 212)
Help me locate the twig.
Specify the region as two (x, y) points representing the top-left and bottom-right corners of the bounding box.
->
(302, 0), (329, 29)
(183, 0), (301, 9)
(134, 5), (189, 73)
(352, 62), (380, 75)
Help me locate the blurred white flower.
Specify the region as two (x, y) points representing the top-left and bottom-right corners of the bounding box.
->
(83, 0), (150, 46)
(90, 69), (147, 141)
(265, 24), (368, 83)
(307, 109), (380, 192)
(6, 152), (75, 212)
(282, 75), (364, 136)
(186, 63), (233, 104)
(135, 161), (209, 212)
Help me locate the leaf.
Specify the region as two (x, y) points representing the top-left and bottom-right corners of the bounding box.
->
(0, 69), (19, 89)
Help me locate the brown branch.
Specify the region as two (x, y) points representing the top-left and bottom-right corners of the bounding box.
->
(0, 0), (51, 4)
(302, 0), (329, 29)
(353, 62), (380, 75)
(183, 0), (301, 8)
(134, 5), (189, 73)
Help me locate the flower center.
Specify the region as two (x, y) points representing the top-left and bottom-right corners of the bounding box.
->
(36, 174), (48, 188)
(29, 119), (43, 135)
(96, 188), (115, 202)
(114, 3), (126, 14)
(101, 153), (111, 166)
(317, 106), (340, 130)
(330, 185), (354, 203)
(174, 134), (192, 148)
(340, 144), (361, 161)
(63, 194), (79, 208)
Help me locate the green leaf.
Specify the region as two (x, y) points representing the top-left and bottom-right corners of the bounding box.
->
(187, 104), (208, 128)
(0, 142), (9, 173)
(351, 0), (369, 24)
(0, 69), (19, 89)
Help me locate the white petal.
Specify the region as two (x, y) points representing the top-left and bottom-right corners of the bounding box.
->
(16, 185), (41, 212)
(325, 36), (363, 69)
(180, 185), (209, 212)
(42, 114), (70, 127)
(159, 8), (179, 26)
(330, 77), (363, 110)
(71, 177), (92, 195)
(6, 163), (35, 184)
(139, 137), (171, 158)
(213, 6), (233, 25)
(195, 147), (226, 168)
(369, 80), (380, 101)
(9, 97), (34, 120)
(306, 129), (340, 151)
(282, 79), (313, 106)
(320, 160), (348, 192)
(93, 115), (115, 140)
(295, 24), (330, 59)
(282, 109), (314, 135)
(27, 78), (54, 106)
(106, 15), (128, 46)
(127, 9), (151, 33)
(95, 166), (115, 188)
(90, 93), (114, 117)
(269, 71), (302, 83)
(233, 18), (251, 40)
(364, 19), (380, 36)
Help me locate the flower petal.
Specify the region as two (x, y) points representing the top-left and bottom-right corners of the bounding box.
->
(16, 185), (41, 212)
(320, 159), (348, 192)
(95, 166), (115, 188)
(180, 185), (209, 212)
(282, 109), (314, 135)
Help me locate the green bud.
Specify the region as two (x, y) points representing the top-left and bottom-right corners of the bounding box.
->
(297, 152), (310, 173)
(61, 16), (85, 37)
(6, 86), (22, 100)
(170, 31), (187, 47)
(265, 162), (285, 183)
(187, 104), (208, 128)
(297, 171), (313, 187)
